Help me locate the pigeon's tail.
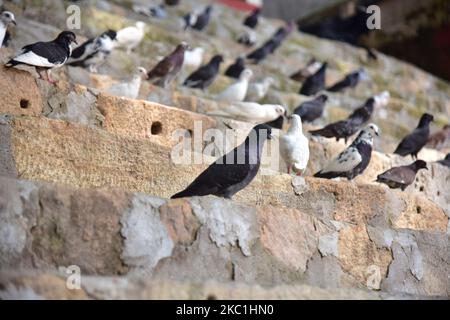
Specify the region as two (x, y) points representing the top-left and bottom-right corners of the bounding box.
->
(171, 189), (195, 199)
(393, 146), (409, 157)
(326, 83), (342, 92)
(4, 59), (18, 67)
(309, 127), (335, 138)
(314, 170), (341, 180)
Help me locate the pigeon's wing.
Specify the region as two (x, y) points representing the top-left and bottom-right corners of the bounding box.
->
(377, 167), (414, 185)
(148, 56), (175, 78)
(12, 42), (67, 67)
(70, 38), (95, 59)
(321, 146), (362, 173)
(327, 77), (350, 92)
(184, 65), (212, 85)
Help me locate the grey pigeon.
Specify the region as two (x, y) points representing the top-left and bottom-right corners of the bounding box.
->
(437, 153), (450, 168)
(293, 94), (328, 123)
(144, 42), (189, 88)
(5, 31), (77, 84)
(192, 6), (212, 31)
(300, 62), (327, 96)
(171, 124), (273, 199)
(427, 124), (450, 149)
(183, 54), (223, 89)
(394, 113), (434, 159)
(309, 97), (376, 143)
(376, 160), (427, 191)
(290, 58), (322, 82)
(314, 124), (379, 180)
(327, 68), (366, 92)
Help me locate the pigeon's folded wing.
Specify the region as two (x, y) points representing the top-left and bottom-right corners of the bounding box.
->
(321, 146), (362, 173)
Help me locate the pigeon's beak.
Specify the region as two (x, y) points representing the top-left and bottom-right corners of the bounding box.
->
(11, 20), (16, 26)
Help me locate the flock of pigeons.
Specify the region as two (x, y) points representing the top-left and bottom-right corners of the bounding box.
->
(0, 2), (449, 200)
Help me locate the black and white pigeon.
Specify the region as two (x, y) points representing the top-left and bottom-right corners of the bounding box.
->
(171, 124), (273, 199)
(0, 11), (16, 48)
(67, 30), (116, 73)
(293, 94), (328, 123)
(309, 97), (376, 143)
(314, 123), (379, 180)
(192, 6), (212, 31)
(299, 62), (327, 96)
(394, 113), (434, 159)
(183, 54), (223, 89)
(243, 8), (260, 29)
(5, 31), (77, 84)
(437, 153), (450, 168)
(376, 160), (428, 191)
(133, 4), (167, 19)
(237, 28), (257, 47)
(225, 57), (246, 79)
(290, 58), (322, 82)
(327, 68), (367, 93)
(143, 42), (188, 88)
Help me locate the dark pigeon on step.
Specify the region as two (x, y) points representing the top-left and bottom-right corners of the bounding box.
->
(376, 160), (427, 191)
(394, 113), (434, 159)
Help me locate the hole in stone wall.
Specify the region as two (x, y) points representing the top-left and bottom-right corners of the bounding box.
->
(20, 99), (30, 109)
(206, 294), (217, 300)
(150, 121), (162, 135)
(419, 186), (424, 192)
(416, 206), (422, 214)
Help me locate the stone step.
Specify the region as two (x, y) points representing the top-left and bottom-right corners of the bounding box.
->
(0, 176), (448, 297)
(0, 270), (438, 300)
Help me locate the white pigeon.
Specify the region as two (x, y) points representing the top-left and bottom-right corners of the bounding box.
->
(116, 21), (146, 54)
(217, 68), (253, 102)
(183, 47), (205, 69)
(374, 90), (390, 108)
(246, 77), (275, 102)
(280, 114), (310, 175)
(105, 67), (146, 99)
(0, 11), (16, 47)
(208, 102), (285, 124)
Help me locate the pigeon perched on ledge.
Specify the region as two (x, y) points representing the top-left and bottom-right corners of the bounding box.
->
(208, 102), (285, 124)
(0, 11), (16, 48)
(246, 77), (274, 102)
(225, 57), (246, 79)
(327, 68), (367, 93)
(243, 8), (260, 29)
(67, 30), (116, 73)
(376, 160), (428, 191)
(314, 124), (379, 180)
(280, 115), (310, 176)
(171, 124), (273, 199)
(217, 69), (253, 102)
(115, 21), (145, 54)
(427, 124), (450, 149)
(300, 62), (327, 96)
(309, 97), (376, 143)
(293, 94), (328, 123)
(183, 47), (205, 69)
(143, 42), (189, 88)
(183, 54), (223, 90)
(5, 31), (77, 84)
(290, 58), (322, 82)
(394, 113), (434, 159)
(190, 6), (212, 31)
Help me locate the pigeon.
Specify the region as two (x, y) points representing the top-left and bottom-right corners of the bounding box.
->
(290, 58), (322, 82)
(132, 4), (167, 19)
(115, 21), (145, 54)
(373, 90), (391, 109)
(243, 8), (260, 29)
(143, 42), (188, 88)
(5, 31), (77, 84)
(183, 47), (205, 69)
(105, 67), (146, 99)
(314, 124), (379, 180)
(437, 153), (450, 168)
(427, 124), (450, 149)
(208, 102), (285, 124)
(171, 124), (273, 199)
(192, 6), (212, 31)
(376, 160), (428, 191)
(327, 68), (367, 92)
(217, 69), (253, 102)
(267, 22), (294, 53)
(280, 114), (310, 175)
(246, 77), (274, 102)
(237, 28), (257, 47)
(293, 94), (328, 123)
(309, 97), (376, 143)
(0, 11), (15, 48)
(246, 41), (273, 64)
(183, 54), (223, 89)
(67, 30), (117, 73)
(394, 113), (434, 159)
(299, 62), (327, 96)
(182, 12), (197, 30)
(224, 57), (246, 79)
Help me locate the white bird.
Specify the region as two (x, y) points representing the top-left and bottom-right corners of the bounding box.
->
(183, 47), (205, 69)
(0, 11), (16, 47)
(246, 77), (274, 102)
(116, 21), (146, 54)
(105, 67), (146, 99)
(280, 114), (309, 175)
(208, 102), (285, 124)
(217, 68), (253, 102)
(374, 90), (390, 108)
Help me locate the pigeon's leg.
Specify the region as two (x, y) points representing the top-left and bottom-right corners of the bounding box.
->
(296, 170), (303, 177)
(36, 68), (46, 80)
(287, 166), (291, 174)
(46, 70), (57, 85)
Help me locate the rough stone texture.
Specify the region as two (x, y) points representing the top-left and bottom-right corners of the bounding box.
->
(0, 66), (43, 117)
